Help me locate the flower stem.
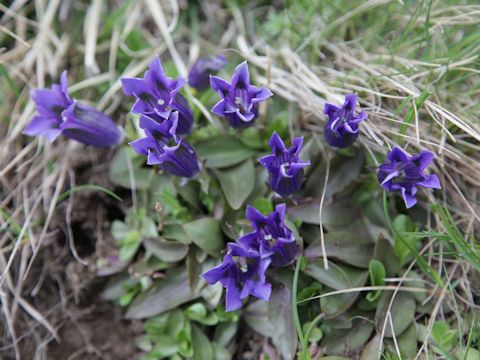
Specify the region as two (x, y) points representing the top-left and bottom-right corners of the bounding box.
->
(292, 256), (309, 360)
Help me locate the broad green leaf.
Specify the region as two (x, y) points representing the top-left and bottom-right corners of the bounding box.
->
(431, 321), (457, 351)
(375, 291), (416, 337)
(126, 268), (197, 319)
(321, 318), (374, 355)
(366, 259), (386, 302)
(320, 287), (359, 319)
(150, 336), (180, 357)
(397, 323), (417, 359)
(304, 150), (364, 199)
(244, 300), (274, 337)
(143, 237), (189, 263)
(304, 260), (368, 291)
(251, 197), (274, 216)
(109, 146), (153, 189)
(177, 181), (202, 211)
(183, 218), (224, 257)
(215, 160), (255, 210)
(287, 197), (360, 229)
(162, 223), (192, 244)
(214, 322), (238, 347)
(393, 214), (417, 264)
(361, 335), (384, 360)
(196, 135), (256, 168)
(192, 324), (213, 360)
(211, 342), (231, 360)
(305, 231), (374, 268)
(373, 236), (400, 277)
(268, 286), (298, 360)
(185, 303), (207, 321)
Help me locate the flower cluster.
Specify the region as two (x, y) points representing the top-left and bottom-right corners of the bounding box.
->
(259, 132), (310, 197)
(202, 204), (297, 311)
(210, 62), (272, 128)
(378, 147), (441, 208)
(323, 93), (367, 148)
(122, 57), (200, 178)
(23, 71), (122, 147)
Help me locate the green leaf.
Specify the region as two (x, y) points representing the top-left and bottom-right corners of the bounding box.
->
(431, 321), (457, 351)
(126, 268), (197, 319)
(191, 324), (213, 360)
(244, 300), (274, 337)
(397, 323), (417, 359)
(366, 260), (386, 302)
(211, 342), (231, 360)
(214, 322), (238, 347)
(321, 318), (374, 355)
(109, 147), (153, 190)
(196, 135), (256, 168)
(375, 291), (416, 337)
(320, 287), (360, 319)
(215, 160), (255, 210)
(305, 231), (374, 268)
(150, 336), (180, 358)
(361, 335), (383, 360)
(162, 223), (192, 244)
(252, 197), (274, 215)
(287, 197), (361, 229)
(143, 237), (189, 263)
(268, 285), (298, 360)
(185, 303), (207, 321)
(183, 218), (224, 257)
(393, 214), (417, 264)
(304, 261), (368, 291)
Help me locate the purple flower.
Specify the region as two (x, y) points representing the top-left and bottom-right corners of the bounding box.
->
(202, 243), (272, 312)
(210, 61), (272, 128)
(188, 55), (227, 91)
(238, 204), (298, 267)
(121, 57), (193, 135)
(258, 132), (310, 197)
(378, 147), (441, 209)
(130, 111), (200, 178)
(324, 93), (367, 148)
(23, 71), (122, 147)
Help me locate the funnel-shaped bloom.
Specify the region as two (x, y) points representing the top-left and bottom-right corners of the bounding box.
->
(130, 112), (199, 178)
(210, 61), (272, 128)
(188, 55), (227, 91)
(324, 93), (367, 148)
(238, 204), (297, 267)
(258, 132), (310, 197)
(121, 57), (193, 135)
(378, 147), (441, 208)
(202, 243), (272, 312)
(23, 71), (122, 147)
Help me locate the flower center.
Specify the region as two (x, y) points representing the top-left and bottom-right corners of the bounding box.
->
(157, 98), (165, 106)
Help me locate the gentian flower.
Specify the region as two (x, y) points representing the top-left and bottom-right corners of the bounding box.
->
(130, 111), (200, 178)
(23, 71), (122, 147)
(378, 147), (441, 209)
(202, 243), (272, 312)
(238, 204), (297, 267)
(210, 61), (272, 128)
(121, 57), (193, 135)
(188, 55), (227, 91)
(258, 132), (310, 197)
(323, 93), (367, 148)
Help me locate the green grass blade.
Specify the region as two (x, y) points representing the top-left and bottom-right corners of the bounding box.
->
(56, 184), (122, 204)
